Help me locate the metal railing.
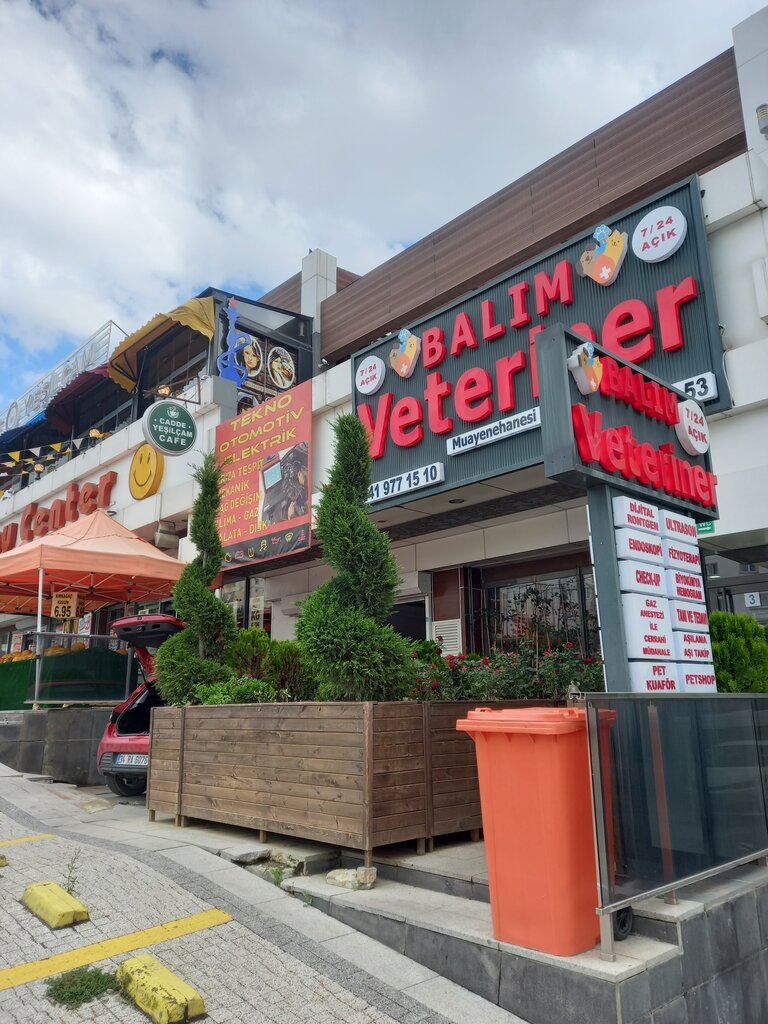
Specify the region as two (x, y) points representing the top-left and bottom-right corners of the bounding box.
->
(584, 693), (768, 958)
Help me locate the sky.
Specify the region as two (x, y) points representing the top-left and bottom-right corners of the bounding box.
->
(0, 0), (764, 413)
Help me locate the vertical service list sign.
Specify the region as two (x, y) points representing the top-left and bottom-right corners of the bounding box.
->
(216, 380), (313, 567)
(613, 496), (716, 693)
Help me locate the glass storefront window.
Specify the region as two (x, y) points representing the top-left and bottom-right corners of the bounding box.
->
(705, 553), (768, 627)
(248, 577), (265, 629)
(220, 579), (246, 629)
(486, 569), (599, 657)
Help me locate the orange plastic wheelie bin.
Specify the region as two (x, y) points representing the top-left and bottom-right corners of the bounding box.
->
(456, 706), (600, 956)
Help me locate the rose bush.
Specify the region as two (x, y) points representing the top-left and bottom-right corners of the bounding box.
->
(409, 637), (604, 701)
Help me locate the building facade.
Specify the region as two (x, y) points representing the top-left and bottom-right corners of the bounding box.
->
(0, 9), (767, 671)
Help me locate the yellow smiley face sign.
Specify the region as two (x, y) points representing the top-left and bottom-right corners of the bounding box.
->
(129, 443), (164, 500)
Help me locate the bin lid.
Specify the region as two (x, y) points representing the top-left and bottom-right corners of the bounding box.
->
(456, 706), (587, 735)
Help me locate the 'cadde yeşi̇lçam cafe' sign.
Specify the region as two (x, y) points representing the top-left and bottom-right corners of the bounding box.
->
(352, 180), (728, 506)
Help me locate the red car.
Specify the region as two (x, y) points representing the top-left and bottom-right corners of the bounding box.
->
(96, 614), (183, 797)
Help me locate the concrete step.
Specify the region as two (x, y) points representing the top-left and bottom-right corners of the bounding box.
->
(342, 843), (491, 903)
(282, 873), (679, 1023)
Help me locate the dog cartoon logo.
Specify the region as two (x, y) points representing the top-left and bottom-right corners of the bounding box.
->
(389, 329), (421, 378)
(567, 342), (603, 395)
(576, 224), (628, 287)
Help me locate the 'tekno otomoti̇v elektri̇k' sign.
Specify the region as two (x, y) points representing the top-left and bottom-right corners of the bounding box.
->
(215, 380), (312, 567)
(352, 179), (726, 507)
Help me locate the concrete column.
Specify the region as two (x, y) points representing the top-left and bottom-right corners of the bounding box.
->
(301, 250), (337, 371)
(301, 249), (338, 328)
(733, 8), (768, 163)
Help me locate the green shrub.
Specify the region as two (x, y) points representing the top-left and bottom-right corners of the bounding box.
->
(229, 627), (271, 678)
(195, 675), (278, 705)
(265, 639), (316, 700)
(710, 611), (768, 692)
(299, 601), (415, 700)
(156, 631), (233, 706)
(296, 416), (416, 701)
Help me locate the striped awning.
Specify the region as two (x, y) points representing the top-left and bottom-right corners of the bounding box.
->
(107, 296), (216, 392)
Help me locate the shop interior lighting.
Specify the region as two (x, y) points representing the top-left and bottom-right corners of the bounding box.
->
(33, 463), (44, 473)
(144, 375), (201, 405)
(89, 428), (110, 440)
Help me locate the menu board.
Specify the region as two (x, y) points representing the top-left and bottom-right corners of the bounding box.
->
(613, 496), (716, 693)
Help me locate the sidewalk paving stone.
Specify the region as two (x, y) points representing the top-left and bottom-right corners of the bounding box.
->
(0, 775), (494, 1024)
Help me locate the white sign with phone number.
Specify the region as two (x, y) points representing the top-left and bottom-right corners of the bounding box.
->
(367, 462), (445, 504)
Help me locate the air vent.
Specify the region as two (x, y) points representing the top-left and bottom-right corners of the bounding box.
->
(432, 619), (463, 655)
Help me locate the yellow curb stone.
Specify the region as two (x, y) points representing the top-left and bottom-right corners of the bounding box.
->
(21, 882), (89, 929)
(117, 954), (206, 1024)
(0, 834), (55, 847)
(0, 908), (231, 991)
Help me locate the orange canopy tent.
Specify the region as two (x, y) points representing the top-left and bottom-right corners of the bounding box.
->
(0, 509), (185, 616)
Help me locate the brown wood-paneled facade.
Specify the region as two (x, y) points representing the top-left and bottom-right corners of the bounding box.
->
(319, 50), (745, 362)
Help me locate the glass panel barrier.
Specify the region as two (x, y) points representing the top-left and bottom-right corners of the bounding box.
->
(586, 696), (768, 911)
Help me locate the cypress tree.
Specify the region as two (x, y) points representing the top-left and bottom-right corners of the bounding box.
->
(155, 453), (237, 704)
(296, 415), (416, 700)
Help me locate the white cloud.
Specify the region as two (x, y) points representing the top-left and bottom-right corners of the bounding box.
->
(0, 0), (763, 410)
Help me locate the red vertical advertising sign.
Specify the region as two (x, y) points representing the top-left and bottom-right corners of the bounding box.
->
(216, 380), (312, 567)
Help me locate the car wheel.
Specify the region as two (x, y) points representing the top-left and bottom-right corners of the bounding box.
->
(105, 774), (147, 797)
(613, 907), (633, 941)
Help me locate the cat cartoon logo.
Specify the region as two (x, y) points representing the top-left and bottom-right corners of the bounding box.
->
(389, 329), (421, 378)
(575, 223), (628, 287)
(567, 341), (603, 396)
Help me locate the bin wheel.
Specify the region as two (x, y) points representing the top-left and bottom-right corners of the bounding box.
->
(613, 907), (633, 941)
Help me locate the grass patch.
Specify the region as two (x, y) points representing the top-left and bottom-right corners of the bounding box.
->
(46, 966), (118, 1007)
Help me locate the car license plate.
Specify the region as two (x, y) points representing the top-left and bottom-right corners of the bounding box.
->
(114, 754), (148, 767)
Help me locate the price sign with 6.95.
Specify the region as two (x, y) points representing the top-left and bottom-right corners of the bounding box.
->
(52, 591), (84, 620)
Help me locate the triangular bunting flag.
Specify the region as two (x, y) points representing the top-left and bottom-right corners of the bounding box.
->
(28, 447), (41, 457)
(8, 451), (20, 463)
(49, 443), (63, 453)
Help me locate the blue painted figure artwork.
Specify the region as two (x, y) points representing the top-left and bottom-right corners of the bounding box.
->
(217, 297), (248, 385)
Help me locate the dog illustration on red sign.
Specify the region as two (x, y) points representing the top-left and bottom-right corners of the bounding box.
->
(576, 223), (628, 286)
(389, 329), (421, 378)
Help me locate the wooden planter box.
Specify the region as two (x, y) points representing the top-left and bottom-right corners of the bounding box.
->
(147, 700), (554, 859)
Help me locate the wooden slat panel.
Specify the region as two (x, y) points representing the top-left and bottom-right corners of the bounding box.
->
(181, 749), (364, 774)
(181, 782), (362, 817)
(177, 804), (365, 850)
(184, 737), (364, 761)
(320, 51), (745, 361)
(183, 727), (364, 746)
(180, 793), (362, 833)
